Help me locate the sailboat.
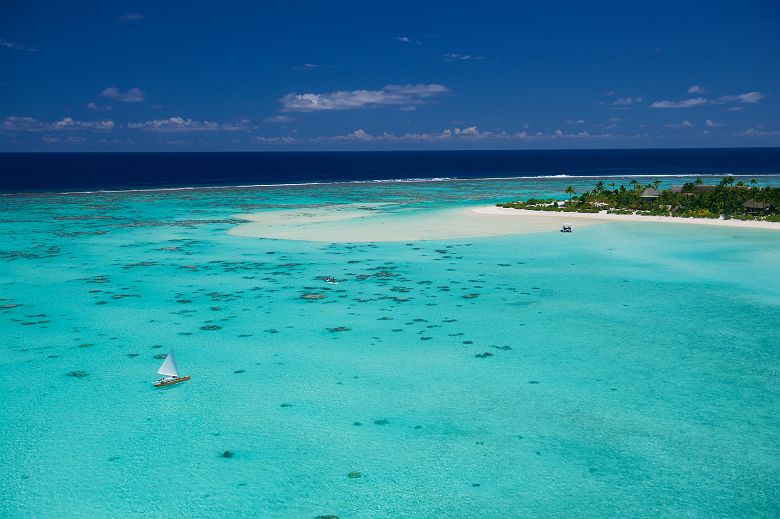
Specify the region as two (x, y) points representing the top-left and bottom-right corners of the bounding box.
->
(153, 349), (191, 387)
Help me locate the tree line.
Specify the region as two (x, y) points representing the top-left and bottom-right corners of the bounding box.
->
(497, 177), (780, 221)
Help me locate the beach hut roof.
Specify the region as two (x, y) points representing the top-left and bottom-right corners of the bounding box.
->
(743, 199), (769, 209)
(641, 187), (660, 197)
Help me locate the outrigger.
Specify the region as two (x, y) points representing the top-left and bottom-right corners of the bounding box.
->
(153, 349), (190, 387)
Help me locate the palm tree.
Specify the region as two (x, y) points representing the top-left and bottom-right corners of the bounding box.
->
(652, 179), (662, 189)
(750, 178), (759, 188)
(564, 185), (576, 200)
(595, 180), (605, 193)
(609, 182), (616, 191)
(694, 177), (704, 185)
(720, 175), (736, 187)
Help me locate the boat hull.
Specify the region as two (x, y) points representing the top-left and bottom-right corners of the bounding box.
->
(153, 375), (191, 387)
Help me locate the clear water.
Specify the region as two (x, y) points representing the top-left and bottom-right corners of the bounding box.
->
(1, 177), (779, 518)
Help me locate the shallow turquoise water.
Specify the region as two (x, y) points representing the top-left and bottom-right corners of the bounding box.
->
(1, 178), (779, 518)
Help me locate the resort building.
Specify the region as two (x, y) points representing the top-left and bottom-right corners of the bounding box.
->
(743, 199), (771, 214)
(640, 187), (660, 202)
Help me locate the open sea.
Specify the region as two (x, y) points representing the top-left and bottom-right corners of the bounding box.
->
(1, 149), (779, 517)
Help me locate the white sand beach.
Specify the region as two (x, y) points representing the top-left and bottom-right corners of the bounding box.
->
(227, 205), (598, 242)
(475, 206), (780, 230)
(228, 203), (780, 242)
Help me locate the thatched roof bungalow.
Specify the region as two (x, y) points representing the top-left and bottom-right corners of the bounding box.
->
(640, 187), (660, 201)
(743, 199), (770, 214)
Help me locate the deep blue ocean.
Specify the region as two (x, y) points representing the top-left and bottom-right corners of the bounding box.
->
(2, 148), (780, 193)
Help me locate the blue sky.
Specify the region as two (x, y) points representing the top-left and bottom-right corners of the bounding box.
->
(1, 1), (779, 151)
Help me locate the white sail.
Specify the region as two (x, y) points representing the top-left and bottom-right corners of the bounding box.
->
(157, 349), (179, 377)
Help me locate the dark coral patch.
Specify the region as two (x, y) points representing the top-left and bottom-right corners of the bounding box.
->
(200, 324), (222, 331)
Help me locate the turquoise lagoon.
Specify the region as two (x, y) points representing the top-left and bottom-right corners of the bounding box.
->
(1, 177), (779, 518)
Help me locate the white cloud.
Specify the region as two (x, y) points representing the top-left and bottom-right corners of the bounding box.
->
(726, 107), (743, 112)
(116, 13), (145, 22)
(0, 38), (37, 52)
(326, 126), (497, 142)
(98, 137), (133, 145)
(551, 129), (593, 139)
(705, 119), (721, 128)
(650, 91), (765, 109)
(650, 97), (709, 109)
(663, 120), (694, 128)
(734, 127), (780, 137)
(2, 116), (42, 131)
(53, 117), (115, 130)
(280, 84), (451, 112)
(127, 116), (253, 132)
(86, 102), (112, 111)
(254, 136), (299, 144)
(101, 86), (146, 103)
(566, 119), (585, 125)
(687, 85), (705, 94)
(252, 126), (627, 145)
(442, 53), (485, 62)
(263, 115), (295, 124)
(1, 116), (114, 131)
(42, 135), (87, 144)
(396, 36), (424, 45)
(293, 63), (328, 70)
(716, 91), (764, 104)
(455, 126), (479, 136)
(346, 129), (372, 140)
(613, 96), (643, 106)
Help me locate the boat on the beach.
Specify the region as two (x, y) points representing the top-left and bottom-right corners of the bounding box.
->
(153, 349), (190, 387)
(561, 224), (572, 232)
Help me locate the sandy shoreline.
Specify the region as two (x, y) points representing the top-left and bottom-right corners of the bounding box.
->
(474, 206), (780, 231)
(227, 204), (780, 242)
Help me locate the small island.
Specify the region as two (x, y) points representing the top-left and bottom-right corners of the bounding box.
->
(497, 177), (780, 222)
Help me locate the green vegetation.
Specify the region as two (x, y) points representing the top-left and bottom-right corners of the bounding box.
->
(497, 177), (779, 220)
